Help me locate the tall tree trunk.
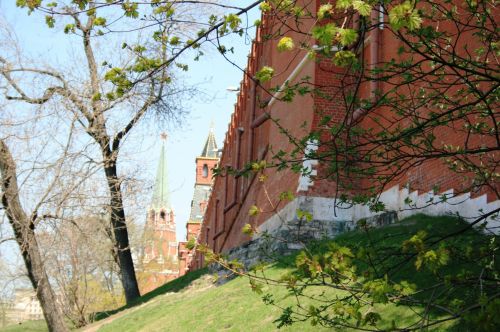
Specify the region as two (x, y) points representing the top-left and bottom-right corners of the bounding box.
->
(0, 140), (68, 332)
(80, 15), (141, 301)
(103, 160), (141, 303)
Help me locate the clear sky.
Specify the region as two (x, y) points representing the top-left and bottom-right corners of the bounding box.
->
(0, 0), (259, 257)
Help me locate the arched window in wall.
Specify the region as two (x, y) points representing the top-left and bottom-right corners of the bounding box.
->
(202, 164), (209, 178)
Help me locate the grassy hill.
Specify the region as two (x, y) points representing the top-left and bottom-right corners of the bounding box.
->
(2, 214), (497, 331)
(89, 214), (497, 331)
(0, 320), (47, 332)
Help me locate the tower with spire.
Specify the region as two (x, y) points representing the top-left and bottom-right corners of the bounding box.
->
(141, 133), (179, 293)
(178, 124), (220, 276)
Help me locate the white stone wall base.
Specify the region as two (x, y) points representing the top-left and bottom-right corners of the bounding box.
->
(256, 185), (499, 237)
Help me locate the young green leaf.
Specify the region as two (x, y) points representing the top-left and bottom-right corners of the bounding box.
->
(317, 4), (333, 20)
(389, 1), (422, 31)
(352, 0), (371, 17)
(338, 28), (358, 47)
(248, 206), (260, 217)
(45, 15), (55, 28)
(255, 66), (274, 83)
(277, 37), (295, 52)
(242, 223), (255, 236)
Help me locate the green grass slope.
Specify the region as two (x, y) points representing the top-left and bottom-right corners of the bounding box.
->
(97, 214), (497, 331)
(0, 320), (47, 332)
(96, 269), (332, 332)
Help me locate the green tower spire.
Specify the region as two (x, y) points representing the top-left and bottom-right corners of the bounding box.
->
(151, 133), (171, 210)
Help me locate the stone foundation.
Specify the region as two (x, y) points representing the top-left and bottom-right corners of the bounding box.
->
(209, 185), (499, 281)
(210, 210), (399, 282)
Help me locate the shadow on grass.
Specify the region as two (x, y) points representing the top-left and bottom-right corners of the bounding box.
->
(275, 214), (488, 287)
(94, 267), (208, 321)
(267, 214), (497, 329)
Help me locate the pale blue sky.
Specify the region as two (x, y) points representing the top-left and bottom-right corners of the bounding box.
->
(0, 0), (259, 254)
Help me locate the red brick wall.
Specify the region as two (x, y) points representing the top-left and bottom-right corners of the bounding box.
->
(193, 1), (498, 267)
(307, 3), (498, 203)
(197, 1), (319, 258)
(353, 11), (498, 202)
(195, 158), (219, 185)
(178, 242), (188, 277)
